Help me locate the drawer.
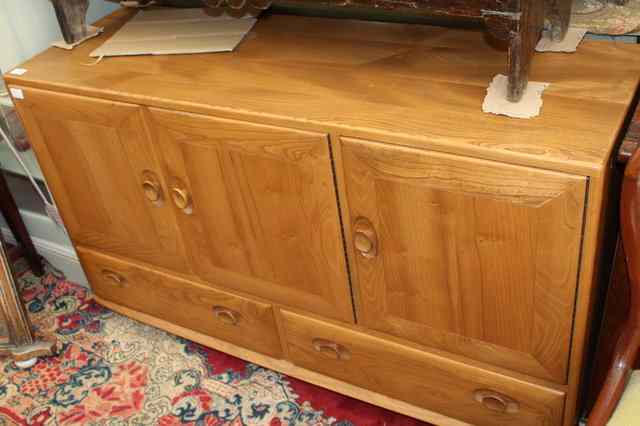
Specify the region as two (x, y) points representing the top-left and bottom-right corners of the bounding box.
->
(78, 248), (282, 358)
(281, 310), (565, 426)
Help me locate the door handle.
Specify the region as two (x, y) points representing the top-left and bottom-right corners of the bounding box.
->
(353, 217), (378, 258)
(141, 170), (164, 205)
(312, 338), (351, 361)
(474, 389), (520, 414)
(101, 269), (126, 287)
(169, 179), (193, 214)
(212, 306), (242, 326)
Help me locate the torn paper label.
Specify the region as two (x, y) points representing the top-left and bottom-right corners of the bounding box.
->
(482, 74), (550, 119)
(536, 28), (587, 53)
(9, 88), (24, 100)
(9, 68), (27, 76)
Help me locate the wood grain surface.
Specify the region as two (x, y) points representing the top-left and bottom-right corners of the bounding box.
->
(78, 246), (284, 358)
(5, 9), (640, 176)
(340, 137), (586, 382)
(147, 107), (354, 322)
(12, 88), (190, 274)
(281, 309), (566, 426)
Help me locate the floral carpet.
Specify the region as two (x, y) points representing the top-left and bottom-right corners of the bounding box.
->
(0, 259), (426, 426)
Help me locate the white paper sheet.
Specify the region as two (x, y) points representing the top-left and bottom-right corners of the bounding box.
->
(90, 8), (256, 58)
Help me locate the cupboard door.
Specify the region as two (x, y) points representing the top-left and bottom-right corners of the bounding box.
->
(148, 108), (353, 322)
(341, 137), (587, 382)
(13, 88), (187, 273)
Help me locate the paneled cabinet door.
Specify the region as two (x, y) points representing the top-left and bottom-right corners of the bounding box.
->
(147, 108), (353, 322)
(341, 137), (587, 382)
(13, 88), (188, 273)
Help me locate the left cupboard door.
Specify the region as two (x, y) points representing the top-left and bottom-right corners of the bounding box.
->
(12, 88), (189, 274)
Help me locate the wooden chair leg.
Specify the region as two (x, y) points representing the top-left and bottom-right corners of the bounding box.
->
(484, 0), (545, 102)
(0, 171), (43, 276)
(545, 0), (573, 41)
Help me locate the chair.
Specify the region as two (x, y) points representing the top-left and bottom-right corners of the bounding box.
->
(587, 139), (640, 425)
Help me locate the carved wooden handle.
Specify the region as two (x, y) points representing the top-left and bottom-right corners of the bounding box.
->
(212, 306), (242, 326)
(474, 389), (520, 414)
(171, 187), (192, 212)
(312, 338), (351, 361)
(142, 180), (161, 202)
(101, 270), (126, 287)
(353, 217), (378, 258)
(141, 170), (164, 205)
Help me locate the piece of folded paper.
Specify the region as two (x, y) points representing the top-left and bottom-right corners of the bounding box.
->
(536, 28), (588, 53)
(52, 26), (104, 50)
(482, 74), (550, 119)
(90, 8), (256, 58)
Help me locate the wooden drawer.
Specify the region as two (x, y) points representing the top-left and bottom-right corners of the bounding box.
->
(281, 310), (565, 426)
(78, 247), (282, 358)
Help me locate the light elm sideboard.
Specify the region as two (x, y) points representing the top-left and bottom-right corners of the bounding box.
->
(6, 9), (640, 426)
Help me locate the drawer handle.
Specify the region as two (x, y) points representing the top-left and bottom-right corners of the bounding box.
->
(141, 170), (164, 205)
(312, 338), (351, 361)
(171, 186), (192, 213)
(101, 270), (126, 287)
(353, 217), (378, 258)
(212, 306), (242, 326)
(474, 389), (520, 414)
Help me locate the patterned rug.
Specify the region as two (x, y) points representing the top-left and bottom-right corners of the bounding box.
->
(0, 259), (426, 426)
(572, 0), (640, 35)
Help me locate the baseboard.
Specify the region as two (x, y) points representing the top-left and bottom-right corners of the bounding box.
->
(1, 227), (88, 287)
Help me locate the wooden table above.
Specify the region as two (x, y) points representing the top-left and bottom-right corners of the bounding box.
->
(52, 0), (575, 102)
(6, 8), (640, 177)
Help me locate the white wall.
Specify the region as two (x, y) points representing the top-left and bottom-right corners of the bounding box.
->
(0, 0), (118, 285)
(0, 0), (119, 72)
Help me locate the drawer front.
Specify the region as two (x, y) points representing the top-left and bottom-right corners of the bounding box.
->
(281, 310), (565, 426)
(340, 137), (587, 382)
(79, 248), (282, 358)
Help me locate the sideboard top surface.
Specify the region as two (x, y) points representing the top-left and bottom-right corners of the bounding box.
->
(6, 8), (640, 176)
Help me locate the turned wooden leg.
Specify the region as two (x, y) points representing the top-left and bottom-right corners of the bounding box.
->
(508, 0), (544, 102)
(485, 1), (545, 102)
(49, 0), (89, 44)
(0, 236), (56, 365)
(545, 0), (573, 41)
(0, 171), (43, 276)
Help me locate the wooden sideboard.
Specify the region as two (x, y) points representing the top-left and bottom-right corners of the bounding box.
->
(6, 9), (640, 426)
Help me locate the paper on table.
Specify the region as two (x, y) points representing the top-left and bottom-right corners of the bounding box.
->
(482, 74), (550, 119)
(90, 8), (256, 58)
